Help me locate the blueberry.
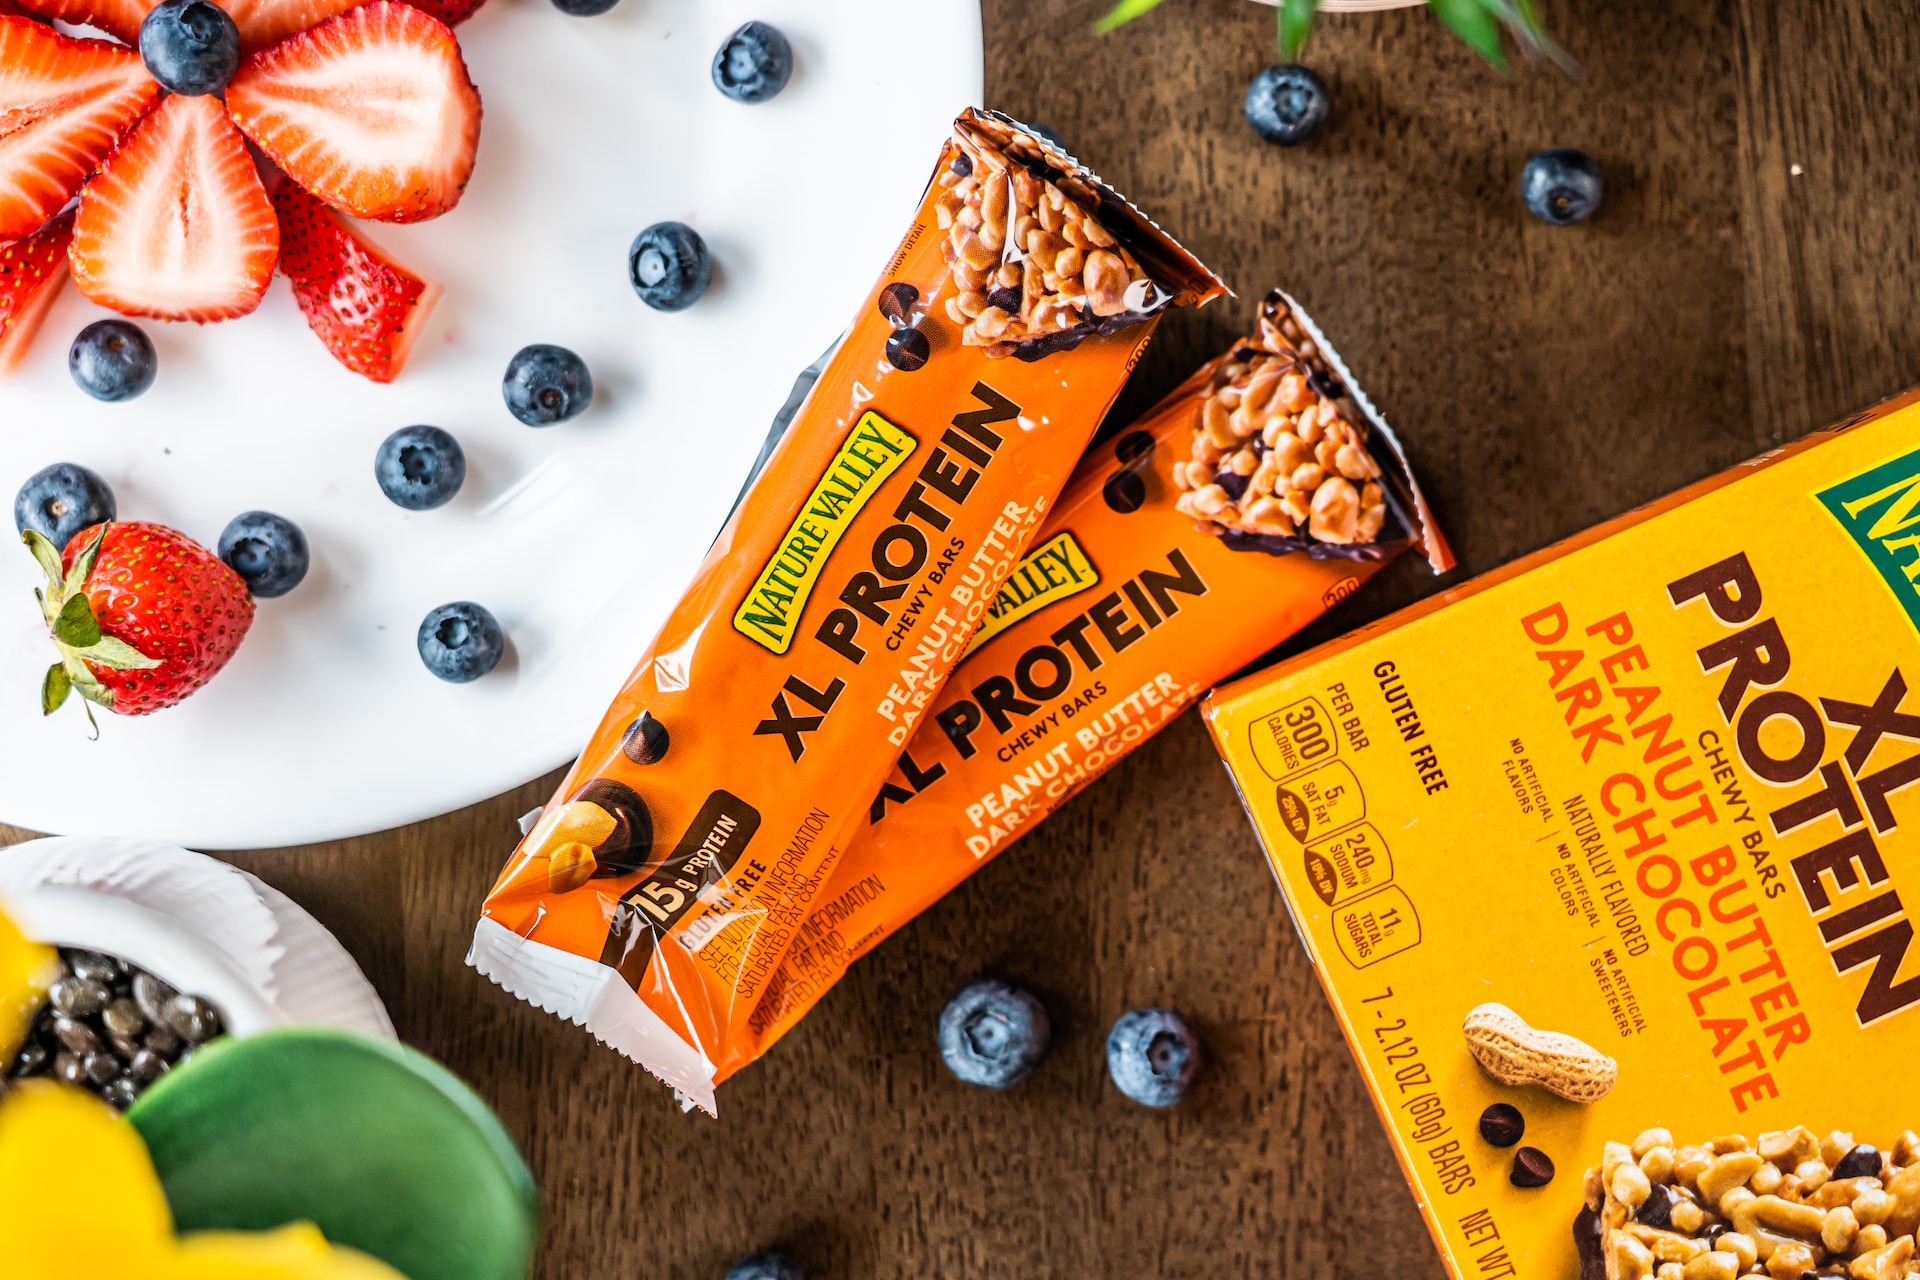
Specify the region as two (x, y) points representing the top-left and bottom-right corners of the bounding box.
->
(937, 980), (1049, 1088)
(628, 222), (712, 313)
(13, 462), (115, 549)
(218, 510), (309, 598)
(417, 601), (504, 683)
(1244, 64), (1328, 146)
(549, 0), (617, 14)
(1105, 1007), (1202, 1108)
(725, 1255), (803, 1280)
(503, 344), (593, 426)
(138, 0), (239, 96)
(68, 320), (156, 402)
(712, 20), (792, 104)
(375, 425), (466, 510)
(1521, 148), (1603, 225)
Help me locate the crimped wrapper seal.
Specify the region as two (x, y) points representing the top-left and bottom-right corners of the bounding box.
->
(471, 109), (1225, 1114)
(721, 289), (1450, 1077)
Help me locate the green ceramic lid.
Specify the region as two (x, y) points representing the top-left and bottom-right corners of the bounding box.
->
(129, 1026), (538, 1280)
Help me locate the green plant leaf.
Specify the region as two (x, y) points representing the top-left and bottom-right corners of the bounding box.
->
(40, 663), (69, 715)
(1485, 0), (1576, 71)
(1280, 0), (1319, 59)
(130, 1028), (539, 1280)
(1094, 0), (1167, 33)
(52, 592), (100, 648)
(1428, 0), (1509, 71)
(77, 635), (160, 671)
(61, 524), (106, 598)
(21, 529), (61, 583)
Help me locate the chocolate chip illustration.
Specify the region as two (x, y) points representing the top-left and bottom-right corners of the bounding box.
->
(1833, 1144), (1881, 1179)
(571, 778), (653, 876)
(886, 326), (930, 372)
(1510, 1146), (1555, 1188)
(621, 711), (670, 765)
(1477, 1102), (1524, 1147)
(1114, 430), (1154, 464)
(1634, 1181), (1673, 1229)
(877, 282), (919, 326)
(1102, 469), (1145, 513)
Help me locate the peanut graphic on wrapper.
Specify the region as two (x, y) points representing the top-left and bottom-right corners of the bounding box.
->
(524, 780), (654, 894)
(1463, 1002), (1618, 1103)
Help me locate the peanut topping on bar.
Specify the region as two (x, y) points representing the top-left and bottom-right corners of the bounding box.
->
(1173, 293), (1388, 549)
(934, 130), (1165, 361)
(1580, 1127), (1920, 1280)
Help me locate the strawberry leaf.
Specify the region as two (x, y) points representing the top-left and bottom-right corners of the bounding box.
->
(76, 635), (160, 671)
(62, 525), (106, 599)
(73, 675), (114, 708)
(1428, 0), (1510, 71)
(22, 529), (62, 583)
(1094, 0), (1168, 33)
(1279, 0), (1319, 59)
(52, 592), (100, 648)
(41, 663), (69, 715)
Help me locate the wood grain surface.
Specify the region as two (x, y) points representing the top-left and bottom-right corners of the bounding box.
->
(7, 1), (1919, 1275)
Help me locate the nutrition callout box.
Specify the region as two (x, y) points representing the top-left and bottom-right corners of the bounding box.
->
(1206, 388), (1920, 1280)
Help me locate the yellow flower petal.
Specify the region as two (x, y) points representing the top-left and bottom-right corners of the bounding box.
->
(168, 1223), (409, 1280)
(0, 1081), (176, 1278)
(0, 902), (54, 1055)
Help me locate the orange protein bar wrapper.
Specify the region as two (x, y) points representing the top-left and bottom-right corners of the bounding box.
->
(733, 291), (1453, 1076)
(470, 109), (1225, 1112)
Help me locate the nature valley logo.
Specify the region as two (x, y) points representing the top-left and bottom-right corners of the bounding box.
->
(961, 531), (1098, 656)
(732, 411), (917, 654)
(1816, 445), (1920, 635)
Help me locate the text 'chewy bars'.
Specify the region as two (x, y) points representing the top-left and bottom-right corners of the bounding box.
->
(469, 109), (1225, 1114)
(725, 290), (1450, 1079)
(1203, 384), (1920, 1280)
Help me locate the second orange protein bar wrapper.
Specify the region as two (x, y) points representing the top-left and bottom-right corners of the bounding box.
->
(470, 109), (1225, 1112)
(728, 291), (1452, 1080)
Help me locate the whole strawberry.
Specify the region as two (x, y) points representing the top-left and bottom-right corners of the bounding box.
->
(26, 521), (254, 721)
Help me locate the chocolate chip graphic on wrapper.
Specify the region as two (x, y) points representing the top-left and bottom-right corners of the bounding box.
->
(1832, 1143), (1881, 1178)
(877, 282), (918, 325)
(1102, 469), (1145, 514)
(886, 327), (930, 372)
(1510, 1146), (1555, 1188)
(1633, 1180), (1673, 1229)
(1114, 430), (1154, 464)
(621, 711), (670, 765)
(570, 778), (653, 876)
(1478, 1102), (1524, 1147)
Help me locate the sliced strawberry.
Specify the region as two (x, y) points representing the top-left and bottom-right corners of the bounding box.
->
(273, 182), (441, 381)
(227, 0), (481, 224)
(5, 0), (152, 45)
(402, 0), (484, 27)
(219, 0), (367, 53)
(0, 207), (73, 376)
(0, 18), (159, 241)
(70, 93), (279, 322)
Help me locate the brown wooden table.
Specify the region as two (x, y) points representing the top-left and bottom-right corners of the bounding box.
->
(7, 1), (1918, 1274)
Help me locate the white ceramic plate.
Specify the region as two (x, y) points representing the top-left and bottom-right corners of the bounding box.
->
(0, 0), (983, 848)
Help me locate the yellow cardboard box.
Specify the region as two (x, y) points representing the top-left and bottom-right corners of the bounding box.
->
(1205, 389), (1920, 1279)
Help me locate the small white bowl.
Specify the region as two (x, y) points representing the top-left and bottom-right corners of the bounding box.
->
(0, 837), (392, 1038)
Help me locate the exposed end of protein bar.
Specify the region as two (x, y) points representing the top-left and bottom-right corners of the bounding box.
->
(939, 109), (1226, 361)
(1584, 1125), (1920, 1280)
(1174, 290), (1454, 571)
